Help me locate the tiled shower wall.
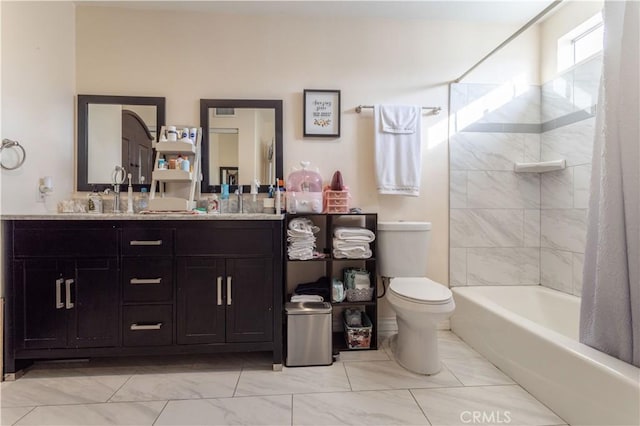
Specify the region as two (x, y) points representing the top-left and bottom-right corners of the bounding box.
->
(539, 56), (600, 296)
(449, 55), (601, 296)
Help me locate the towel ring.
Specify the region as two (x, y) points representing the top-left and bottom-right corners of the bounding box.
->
(1, 139), (27, 170)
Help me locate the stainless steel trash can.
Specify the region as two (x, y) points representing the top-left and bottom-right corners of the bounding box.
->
(285, 302), (332, 367)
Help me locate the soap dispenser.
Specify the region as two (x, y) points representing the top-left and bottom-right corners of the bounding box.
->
(87, 186), (103, 214)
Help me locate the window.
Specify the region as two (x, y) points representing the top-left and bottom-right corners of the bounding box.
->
(572, 21), (604, 65)
(557, 12), (603, 72)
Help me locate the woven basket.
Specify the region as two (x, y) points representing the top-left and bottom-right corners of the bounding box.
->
(343, 311), (372, 349)
(345, 287), (374, 302)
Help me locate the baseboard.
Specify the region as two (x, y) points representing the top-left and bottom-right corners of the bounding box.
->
(377, 317), (451, 333)
(377, 317), (398, 332)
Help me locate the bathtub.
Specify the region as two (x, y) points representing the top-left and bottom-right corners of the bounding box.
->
(451, 285), (640, 426)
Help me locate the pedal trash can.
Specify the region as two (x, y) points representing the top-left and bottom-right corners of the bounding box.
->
(285, 302), (332, 367)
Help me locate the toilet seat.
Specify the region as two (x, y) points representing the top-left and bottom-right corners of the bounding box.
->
(389, 277), (453, 305)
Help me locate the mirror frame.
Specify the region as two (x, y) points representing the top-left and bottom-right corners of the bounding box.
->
(77, 94), (166, 192)
(200, 99), (283, 193)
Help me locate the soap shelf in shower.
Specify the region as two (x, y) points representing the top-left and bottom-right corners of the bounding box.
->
(514, 159), (566, 173)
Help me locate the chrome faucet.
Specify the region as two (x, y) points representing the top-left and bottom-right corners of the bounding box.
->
(113, 185), (121, 213)
(111, 165), (126, 213)
(236, 186), (243, 213)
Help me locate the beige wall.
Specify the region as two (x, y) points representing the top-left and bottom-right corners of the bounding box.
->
(539, 0), (603, 83)
(1, 3), (540, 325)
(76, 6), (539, 300)
(1, 2), (76, 214)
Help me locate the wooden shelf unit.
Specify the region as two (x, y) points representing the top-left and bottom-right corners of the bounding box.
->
(285, 212), (378, 352)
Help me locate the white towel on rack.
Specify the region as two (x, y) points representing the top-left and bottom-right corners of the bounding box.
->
(374, 104), (422, 196)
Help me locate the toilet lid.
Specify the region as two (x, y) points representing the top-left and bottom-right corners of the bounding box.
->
(389, 277), (453, 304)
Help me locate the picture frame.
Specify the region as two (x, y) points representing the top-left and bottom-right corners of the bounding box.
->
(303, 89), (341, 137)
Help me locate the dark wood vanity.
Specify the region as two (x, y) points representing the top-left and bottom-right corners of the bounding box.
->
(2, 217), (284, 378)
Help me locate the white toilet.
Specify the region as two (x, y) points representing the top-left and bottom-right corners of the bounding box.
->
(377, 221), (455, 375)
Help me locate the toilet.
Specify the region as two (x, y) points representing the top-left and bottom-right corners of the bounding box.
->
(377, 221), (455, 375)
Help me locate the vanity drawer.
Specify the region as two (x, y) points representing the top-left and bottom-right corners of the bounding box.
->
(14, 223), (117, 258)
(122, 228), (173, 256)
(122, 258), (173, 302)
(176, 226), (273, 255)
(123, 305), (173, 347)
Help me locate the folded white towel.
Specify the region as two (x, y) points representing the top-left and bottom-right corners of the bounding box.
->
(333, 227), (375, 242)
(332, 238), (370, 250)
(380, 104), (419, 134)
(374, 104), (422, 196)
(289, 217), (320, 234)
(291, 294), (324, 302)
(333, 247), (373, 259)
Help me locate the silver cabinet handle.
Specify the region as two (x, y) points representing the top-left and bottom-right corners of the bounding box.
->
(55, 278), (64, 309)
(129, 240), (162, 246)
(217, 276), (223, 306)
(227, 276), (232, 305)
(65, 279), (74, 309)
(130, 323), (163, 330)
(130, 278), (162, 285)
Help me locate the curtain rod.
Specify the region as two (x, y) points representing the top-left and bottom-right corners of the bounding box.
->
(355, 105), (442, 114)
(454, 0), (564, 83)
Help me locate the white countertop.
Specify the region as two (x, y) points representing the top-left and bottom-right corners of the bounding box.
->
(1, 213), (285, 221)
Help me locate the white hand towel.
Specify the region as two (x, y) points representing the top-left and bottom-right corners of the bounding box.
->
(380, 104), (419, 134)
(374, 104), (422, 196)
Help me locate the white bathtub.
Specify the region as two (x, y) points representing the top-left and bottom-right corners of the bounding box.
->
(451, 285), (640, 426)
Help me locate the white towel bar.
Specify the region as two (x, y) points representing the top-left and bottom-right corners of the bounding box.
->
(355, 105), (441, 114)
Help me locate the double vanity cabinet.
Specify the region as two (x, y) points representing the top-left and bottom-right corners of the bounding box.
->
(1, 216), (284, 378)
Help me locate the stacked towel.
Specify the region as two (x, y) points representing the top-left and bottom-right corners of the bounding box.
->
(287, 217), (320, 260)
(333, 227), (375, 259)
(293, 277), (331, 301)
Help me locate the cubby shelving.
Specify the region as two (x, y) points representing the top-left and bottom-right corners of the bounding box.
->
(285, 212), (378, 352)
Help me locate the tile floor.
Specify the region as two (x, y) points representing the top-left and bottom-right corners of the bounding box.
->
(0, 332), (567, 425)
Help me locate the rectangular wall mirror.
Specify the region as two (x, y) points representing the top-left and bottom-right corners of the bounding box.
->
(200, 99), (283, 193)
(77, 94), (166, 192)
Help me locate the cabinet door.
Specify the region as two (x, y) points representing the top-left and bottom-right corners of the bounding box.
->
(226, 258), (273, 343)
(177, 257), (226, 344)
(67, 259), (119, 348)
(14, 259), (67, 350)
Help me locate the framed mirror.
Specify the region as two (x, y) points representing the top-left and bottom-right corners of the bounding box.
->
(200, 99), (283, 193)
(77, 94), (165, 192)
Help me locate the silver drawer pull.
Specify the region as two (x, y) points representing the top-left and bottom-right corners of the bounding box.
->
(227, 276), (232, 306)
(130, 323), (163, 331)
(217, 276), (222, 306)
(130, 240), (163, 246)
(65, 279), (74, 309)
(55, 278), (64, 309)
(130, 278), (162, 285)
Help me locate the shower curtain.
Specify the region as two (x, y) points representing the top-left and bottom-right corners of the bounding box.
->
(580, 1), (639, 368)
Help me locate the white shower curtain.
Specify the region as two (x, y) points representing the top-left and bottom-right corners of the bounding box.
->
(580, 1), (640, 368)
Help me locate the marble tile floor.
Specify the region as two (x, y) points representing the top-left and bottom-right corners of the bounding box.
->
(0, 332), (567, 426)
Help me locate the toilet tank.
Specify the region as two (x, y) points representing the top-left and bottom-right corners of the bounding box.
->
(377, 221), (431, 277)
